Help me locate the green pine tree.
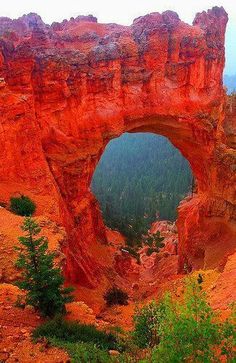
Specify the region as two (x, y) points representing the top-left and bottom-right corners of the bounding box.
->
(15, 217), (74, 317)
(144, 231), (165, 256)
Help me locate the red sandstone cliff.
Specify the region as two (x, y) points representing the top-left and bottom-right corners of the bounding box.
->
(0, 7), (235, 287)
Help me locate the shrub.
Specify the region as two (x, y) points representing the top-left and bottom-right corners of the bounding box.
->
(143, 231), (165, 256)
(133, 300), (165, 348)
(136, 277), (236, 362)
(15, 217), (74, 317)
(50, 340), (111, 363)
(104, 287), (129, 307)
(33, 317), (117, 350)
(10, 195), (36, 216)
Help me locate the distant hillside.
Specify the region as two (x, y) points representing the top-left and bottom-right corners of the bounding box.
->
(91, 133), (192, 232)
(224, 74), (236, 94)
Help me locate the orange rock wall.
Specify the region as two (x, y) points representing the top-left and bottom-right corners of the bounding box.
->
(0, 8), (235, 286)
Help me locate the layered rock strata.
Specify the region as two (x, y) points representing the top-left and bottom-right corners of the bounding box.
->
(0, 7), (235, 286)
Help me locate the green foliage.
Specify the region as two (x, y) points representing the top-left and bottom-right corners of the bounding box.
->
(91, 133), (192, 236)
(106, 215), (148, 248)
(133, 300), (165, 348)
(104, 287), (129, 307)
(119, 230), (164, 265)
(34, 320), (143, 362)
(219, 304), (236, 361)
(10, 195), (36, 216)
(143, 231), (165, 256)
(33, 317), (117, 350)
(49, 340), (111, 363)
(15, 217), (74, 317)
(136, 277), (236, 362)
(31, 277), (236, 362)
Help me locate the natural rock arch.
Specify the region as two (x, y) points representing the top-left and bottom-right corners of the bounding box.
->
(0, 7), (235, 287)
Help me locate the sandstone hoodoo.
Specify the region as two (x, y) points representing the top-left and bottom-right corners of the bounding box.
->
(0, 7), (235, 288)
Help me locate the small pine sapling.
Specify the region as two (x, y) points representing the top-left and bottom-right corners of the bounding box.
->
(144, 231), (165, 256)
(15, 217), (74, 317)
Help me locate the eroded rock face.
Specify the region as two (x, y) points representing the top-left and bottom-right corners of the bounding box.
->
(0, 7), (235, 287)
(0, 208), (66, 283)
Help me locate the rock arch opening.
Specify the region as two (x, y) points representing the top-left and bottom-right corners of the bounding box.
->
(0, 8), (235, 289)
(91, 132), (193, 238)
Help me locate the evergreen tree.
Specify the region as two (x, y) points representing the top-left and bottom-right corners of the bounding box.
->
(91, 133), (192, 240)
(144, 231), (165, 256)
(15, 217), (74, 317)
